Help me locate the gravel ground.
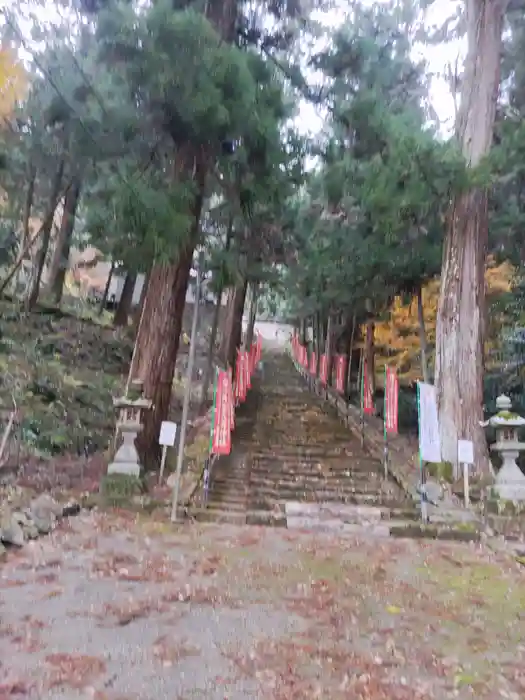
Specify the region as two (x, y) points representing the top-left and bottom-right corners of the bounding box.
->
(0, 512), (524, 699)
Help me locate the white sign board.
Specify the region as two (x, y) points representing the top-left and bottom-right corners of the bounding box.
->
(159, 421), (177, 447)
(417, 382), (441, 463)
(458, 439), (474, 465)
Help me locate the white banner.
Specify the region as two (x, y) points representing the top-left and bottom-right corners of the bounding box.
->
(417, 382), (441, 463)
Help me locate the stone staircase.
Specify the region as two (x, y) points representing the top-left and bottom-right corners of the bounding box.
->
(194, 351), (481, 540)
(193, 453), (249, 524)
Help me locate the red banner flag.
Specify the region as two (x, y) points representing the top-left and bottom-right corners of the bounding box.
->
(211, 371), (232, 455)
(385, 367), (399, 434)
(235, 350), (246, 403)
(320, 354), (328, 384)
(245, 350), (252, 389)
(256, 333), (262, 362)
(299, 344), (307, 368)
(335, 355), (347, 393)
(228, 366), (235, 429)
(309, 351), (316, 375)
(362, 361), (374, 415)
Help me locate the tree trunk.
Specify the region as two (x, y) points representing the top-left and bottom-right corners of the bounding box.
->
(201, 221), (233, 403)
(219, 288), (235, 360)
(132, 0), (234, 466)
(245, 282), (259, 352)
(344, 313), (357, 397)
(365, 317), (375, 397)
(416, 285), (429, 384)
(435, 0), (507, 477)
(325, 315), (334, 385)
(25, 160), (65, 310)
(322, 317), (328, 351)
(47, 176), (82, 305)
(225, 278), (248, 374)
(134, 160), (206, 466)
(315, 312), (321, 376)
(22, 165), (36, 249)
(299, 317), (306, 346)
(14, 164), (36, 294)
(98, 262), (115, 316)
(113, 272), (136, 327)
(201, 289), (222, 406)
(135, 250), (195, 467)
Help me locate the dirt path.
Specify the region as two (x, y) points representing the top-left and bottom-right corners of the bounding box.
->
(0, 513), (524, 699)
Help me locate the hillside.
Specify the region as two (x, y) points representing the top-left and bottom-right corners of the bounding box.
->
(0, 298), (219, 461)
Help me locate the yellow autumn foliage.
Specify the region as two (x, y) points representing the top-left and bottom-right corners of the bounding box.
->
(373, 258), (513, 384)
(0, 46), (27, 117)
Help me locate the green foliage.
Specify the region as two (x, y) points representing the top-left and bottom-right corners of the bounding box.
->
(282, 2), (471, 324)
(80, 0), (301, 278)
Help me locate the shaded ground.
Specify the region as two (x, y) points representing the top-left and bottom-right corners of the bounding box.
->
(0, 302), (132, 456)
(1, 514), (524, 699)
(0, 300), (217, 480)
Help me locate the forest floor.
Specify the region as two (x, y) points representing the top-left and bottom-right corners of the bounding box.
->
(0, 299), (133, 457)
(0, 512), (524, 700)
(0, 299), (214, 487)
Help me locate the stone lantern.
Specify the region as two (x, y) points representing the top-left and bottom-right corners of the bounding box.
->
(483, 394), (525, 501)
(108, 380), (152, 477)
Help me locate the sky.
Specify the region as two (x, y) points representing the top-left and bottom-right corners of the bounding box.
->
(297, 0), (464, 138)
(4, 0), (465, 136)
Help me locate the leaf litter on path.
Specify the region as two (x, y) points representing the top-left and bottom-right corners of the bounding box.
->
(0, 513), (523, 698)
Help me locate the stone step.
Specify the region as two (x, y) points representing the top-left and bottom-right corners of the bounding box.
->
(251, 460), (377, 470)
(248, 481), (394, 497)
(250, 446), (362, 457)
(249, 469), (376, 481)
(248, 491), (407, 509)
(245, 510), (287, 527)
(389, 523), (481, 542)
(248, 477), (385, 493)
(284, 502), (386, 522)
(212, 468), (248, 478)
(192, 508), (247, 524)
(250, 459), (376, 471)
(243, 510), (478, 539)
(212, 476), (248, 487)
(210, 481), (247, 492)
(252, 448), (373, 458)
(248, 457), (361, 466)
(285, 515), (392, 535)
(253, 422), (347, 430)
(384, 507), (421, 521)
(249, 430), (351, 439)
(209, 490), (247, 504)
(486, 515), (525, 539)
(205, 498), (246, 512)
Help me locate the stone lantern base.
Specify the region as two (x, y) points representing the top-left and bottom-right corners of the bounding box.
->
(493, 448), (525, 501)
(108, 423), (142, 478)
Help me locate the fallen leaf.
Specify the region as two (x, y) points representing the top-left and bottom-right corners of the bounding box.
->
(386, 605), (403, 614)
(45, 653), (106, 690)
